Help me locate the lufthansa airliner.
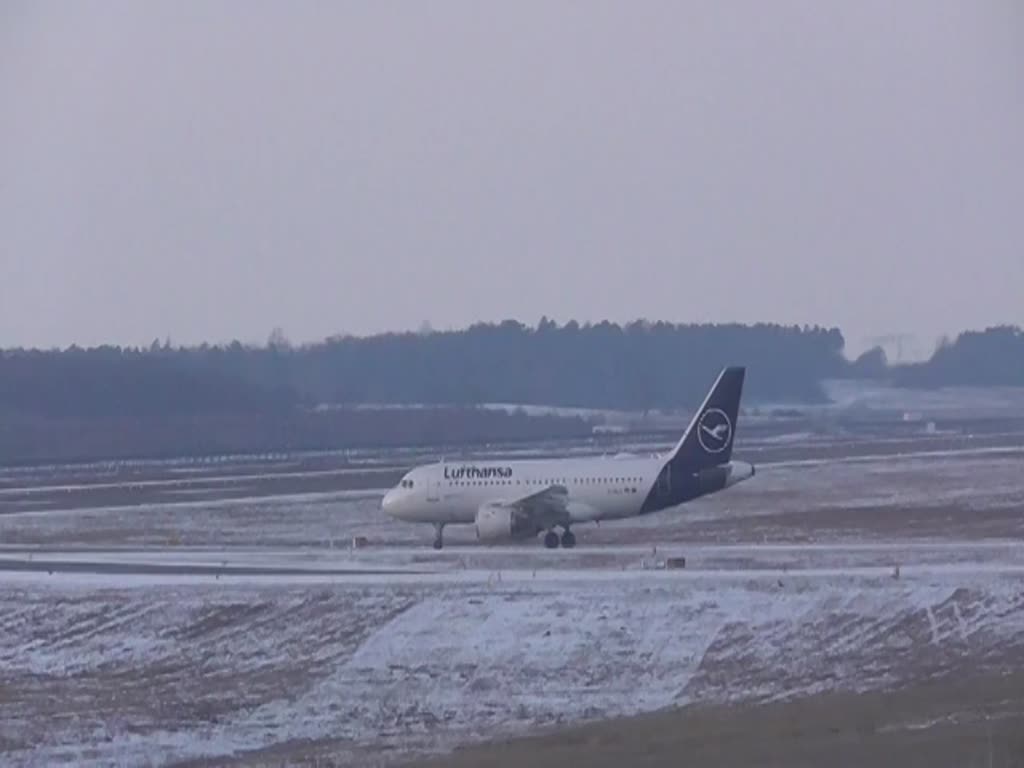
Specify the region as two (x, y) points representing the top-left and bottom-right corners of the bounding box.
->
(381, 366), (754, 549)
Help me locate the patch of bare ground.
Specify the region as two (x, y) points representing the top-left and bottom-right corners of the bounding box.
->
(400, 671), (1024, 768)
(160, 671), (1024, 768)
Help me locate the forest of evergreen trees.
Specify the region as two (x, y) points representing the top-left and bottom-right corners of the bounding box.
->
(0, 320), (1020, 462)
(889, 325), (1024, 388)
(0, 320), (847, 417)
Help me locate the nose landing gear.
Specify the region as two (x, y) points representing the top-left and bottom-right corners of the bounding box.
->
(433, 523), (445, 550)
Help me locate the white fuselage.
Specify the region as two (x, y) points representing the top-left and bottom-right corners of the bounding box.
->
(381, 365), (754, 547)
(381, 454), (754, 526)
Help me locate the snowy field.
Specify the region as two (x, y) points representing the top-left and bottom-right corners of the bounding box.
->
(1, 420), (1024, 767)
(5, 566), (1024, 767)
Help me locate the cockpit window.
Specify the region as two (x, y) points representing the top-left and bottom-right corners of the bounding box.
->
(401, 479), (414, 489)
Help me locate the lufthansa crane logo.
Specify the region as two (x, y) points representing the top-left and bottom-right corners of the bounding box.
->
(697, 408), (733, 454)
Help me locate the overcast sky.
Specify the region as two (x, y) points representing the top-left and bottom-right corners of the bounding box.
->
(2, 1), (1021, 357)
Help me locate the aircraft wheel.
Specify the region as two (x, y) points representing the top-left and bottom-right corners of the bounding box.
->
(433, 523), (445, 550)
(561, 530), (576, 549)
(543, 531), (560, 549)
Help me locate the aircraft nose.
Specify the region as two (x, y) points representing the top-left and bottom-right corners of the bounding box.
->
(380, 488), (398, 516)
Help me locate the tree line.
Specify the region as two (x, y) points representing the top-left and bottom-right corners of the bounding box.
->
(3, 321), (1021, 418)
(0, 320), (848, 418)
(0, 320), (1020, 463)
(888, 325), (1024, 388)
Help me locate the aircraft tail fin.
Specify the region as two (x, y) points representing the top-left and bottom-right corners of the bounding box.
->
(666, 366), (745, 471)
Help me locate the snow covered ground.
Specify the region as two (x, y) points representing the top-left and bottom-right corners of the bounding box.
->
(3, 562), (1024, 767)
(2, 443), (1023, 551)
(1, 424), (1024, 766)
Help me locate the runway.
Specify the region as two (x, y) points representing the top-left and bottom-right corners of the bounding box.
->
(0, 555), (423, 578)
(3, 540), (1024, 582)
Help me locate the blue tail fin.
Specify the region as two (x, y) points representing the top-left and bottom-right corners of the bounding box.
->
(666, 366), (745, 471)
(639, 366), (748, 515)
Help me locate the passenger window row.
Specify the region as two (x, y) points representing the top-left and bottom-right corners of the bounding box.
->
(447, 477), (642, 487)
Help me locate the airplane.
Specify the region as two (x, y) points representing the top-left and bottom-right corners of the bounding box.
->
(381, 366), (755, 549)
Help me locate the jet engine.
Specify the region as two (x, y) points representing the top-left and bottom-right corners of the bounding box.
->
(474, 503), (538, 543)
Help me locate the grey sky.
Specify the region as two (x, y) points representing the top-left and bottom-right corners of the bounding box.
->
(2, 1), (1021, 357)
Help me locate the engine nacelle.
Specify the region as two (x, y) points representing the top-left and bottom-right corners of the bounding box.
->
(474, 503), (538, 543)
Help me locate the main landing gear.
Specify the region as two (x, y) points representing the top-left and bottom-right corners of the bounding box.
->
(433, 523), (445, 550)
(543, 528), (576, 549)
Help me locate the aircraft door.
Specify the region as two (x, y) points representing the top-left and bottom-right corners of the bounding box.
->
(426, 477), (441, 503)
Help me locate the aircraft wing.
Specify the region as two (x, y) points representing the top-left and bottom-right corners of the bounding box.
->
(491, 484), (571, 530)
